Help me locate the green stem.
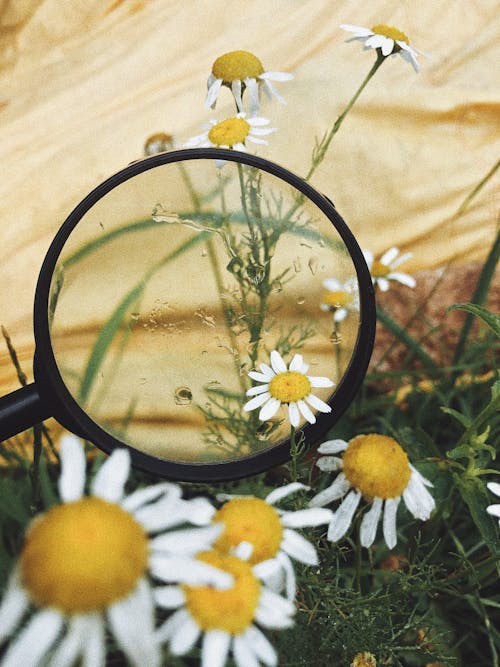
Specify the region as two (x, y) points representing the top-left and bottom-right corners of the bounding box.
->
(290, 426), (298, 482)
(305, 52), (385, 182)
(455, 158), (500, 217)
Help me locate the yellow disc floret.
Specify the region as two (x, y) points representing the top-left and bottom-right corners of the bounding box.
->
(212, 50), (265, 83)
(269, 371), (311, 404)
(371, 24), (409, 45)
(342, 434), (411, 500)
(208, 117), (250, 147)
(370, 259), (391, 278)
(321, 290), (352, 309)
(20, 497), (148, 613)
(183, 550), (261, 634)
(214, 497), (283, 564)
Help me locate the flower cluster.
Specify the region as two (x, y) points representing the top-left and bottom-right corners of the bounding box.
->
(185, 49), (293, 156)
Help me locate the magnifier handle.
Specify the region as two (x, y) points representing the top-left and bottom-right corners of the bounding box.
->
(0, 383), (51, 442)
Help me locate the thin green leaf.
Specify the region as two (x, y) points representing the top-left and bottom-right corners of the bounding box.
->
(376, 306), (436, 371)
(448, 303), (500, 338)
(441, 406), (473, 429)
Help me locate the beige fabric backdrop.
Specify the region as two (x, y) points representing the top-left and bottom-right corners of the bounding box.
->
(0, 0), (498, 398)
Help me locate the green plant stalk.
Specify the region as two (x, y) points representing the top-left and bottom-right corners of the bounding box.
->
(376, 305), (436, 370)
(455, 158), (500, 217)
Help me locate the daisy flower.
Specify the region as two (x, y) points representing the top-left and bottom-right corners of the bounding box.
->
(205, 49), (293, 115)
(243, 349), (334, 428)
(0, 435), (230, 667)
(184, 112), (276, 154)
(363, 247), (416, 291)
(309, 434), (435, 549)
(213, 483), (333, 600)
(340, 23), (428, 72)
(320, 277), (360, 322)
(156, 549), (295, 667)
(486, 482), (500, 526)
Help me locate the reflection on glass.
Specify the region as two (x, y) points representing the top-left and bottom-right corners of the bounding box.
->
(48, 159), (360, 464)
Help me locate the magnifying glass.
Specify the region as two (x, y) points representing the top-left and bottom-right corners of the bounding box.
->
(0, 148), (375, 481)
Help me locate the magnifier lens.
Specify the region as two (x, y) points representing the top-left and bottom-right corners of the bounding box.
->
(44, 152), (370, 472)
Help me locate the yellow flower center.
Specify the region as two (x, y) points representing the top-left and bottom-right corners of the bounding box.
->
(370, 260), (391, 278)
(269, 371), (311, 403)
(20, 497), (148, 613)
(342, 434), (411, 499)
(213, 497), (283, 564)
(321, 290), (352, 309)
(208, 117), (250, 147)
(351, 651), (377, 667)
(183, 550), (261, 634)
(371, 24), (409, 44)
(212, 50), (265, 83)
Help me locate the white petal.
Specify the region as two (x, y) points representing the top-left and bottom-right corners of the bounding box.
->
(244, 392), (271, 412)
(182, 496), (218, 525)
(381, 38), (394, 56)
(340, 24), (374, 37)
(247, 135), (269, 146)
(262, 79), (286, 105)
(0, 570), (29, 643)
(205, 77), (223, 108)
(150, 524), (222, 554)
(304, 393), (332, 413)
(377, 277), (390, 291)
(380, 247), (399, 266)
(316, 456), (343, 472)
(91, 449), (130, 502)
(49, 615), (91, 667)
(247, 384), (270, 397)
(248, 370), (272, 382)
(487, 482), (500, 498)
(265, 482), (309, 506)
(297, 399), (316, 424)
(281, 507), (333, 528)
(170, 613), (201, 656)
(1, 609), (63, 667)
(202, 630), (231, 667)
(308, 376), (334, 388)
(259, 397), (281, 421)
(327, 491), (361, 542)
(259, 588), (296, 617)
(232, 142), (247, 152)
(247, 116), (270, 126)
(255, 590), (295, 629)
(365, 34), (386, 49)
(122, 482), (180, 513)
(317, 439), (348, 455)
(399, 46), (420, 72)
(289, 354), (304, 371)
(403, 470), (435, 520)
(288, 402), (301, 427)
(150, 554), (233, 588)
(390, 251), (413, 269)
(486, 504), (500, 519)
(82, 614), (105, 667)
(107, 579), (160, 667)
(233, 634), (260, 667)
(259, 71), (294, 82)
(309, 472), (351, 507)
(133, 494), (185, 532)
(334, 308), (348, 322)
(242, 626), (278, 666)
(245, 77), (260, 116)
(323, 278), (342, 291)
(362, 250), (374, 267)
(383, 497), (401, 549)
(259, 362), (275, 379)
(360, 498), (383, 548)
(234, 540), (254, 560)
(58, 434), (86, 502)
(273, 551), (294, 602)
(281, 528), (318, 565)
(270, 350), (287, 374)
(231, 79), (244, 113)
(410, 464), (434, 488)
(154, 585), (185, 609)
(388, 272), (416, 288)
(156, 608), (191, 642)
(184, 133), (209, 148)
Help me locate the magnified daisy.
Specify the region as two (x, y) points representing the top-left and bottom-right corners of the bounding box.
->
(243, 350), (334, 428)
(320, 277), (360, 322)
(486, 482), (500, 526)
(205, 49), (294, 115)
(184, 112), (276, 156)
(214, 482), (333, 600)
(340, 23), (428, 72)
(156, 548), (295, 667)
(309, 434), (435, 549)
(0, 435), (230, 667)
(363, 247), (416, 292)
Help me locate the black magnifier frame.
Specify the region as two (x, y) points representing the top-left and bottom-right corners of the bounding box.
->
(0, 148), (375, 481)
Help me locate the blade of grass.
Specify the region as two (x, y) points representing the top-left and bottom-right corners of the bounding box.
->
(376, 306), (436, 371)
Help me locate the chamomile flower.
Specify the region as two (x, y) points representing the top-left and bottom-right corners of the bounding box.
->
(363, 247), (416, 292)
(243, 350), (334, 428)
(205, 49), (294, 115)
(486, 482), (500, 526)
(214, 483), (333, 600)
(184, 112), (276, 153)
(340, 23), (427, 72)
(310, 434), (435, 549)
(320, 277), (360, 322)
(0, 435), (229, 667)
(156, 549), (295, 667)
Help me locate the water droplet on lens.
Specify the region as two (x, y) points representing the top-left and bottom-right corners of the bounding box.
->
(201, 248), (207, 257)
(271, 279), (283, 293)
(330, 331), (342, 344)
(293, 257), (302, 273)
(130, 312), (140, 321)
(308, 256), (318, 275)
(174, 386), (193, 405)
(297, 296), (305, 305)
